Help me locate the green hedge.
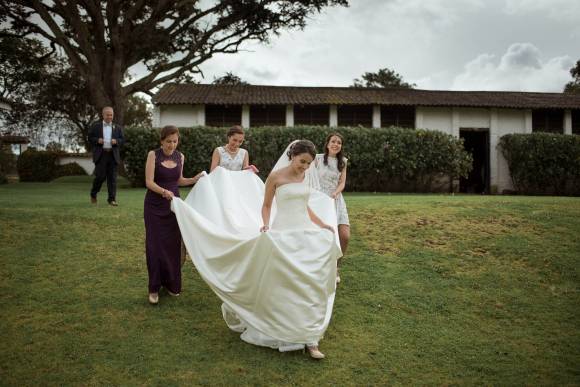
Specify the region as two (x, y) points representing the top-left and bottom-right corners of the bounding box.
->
(122, 126), (472, 192)
(499, 133), (580, 195)
(17, 149), (60, 182)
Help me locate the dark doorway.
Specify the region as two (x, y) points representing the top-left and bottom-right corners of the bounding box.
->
(460, 129), (490, 194)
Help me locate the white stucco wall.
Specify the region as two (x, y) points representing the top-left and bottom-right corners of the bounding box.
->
(457, 108), (491, 128)
(419, 107), (453, 135)
(58, 155), (94, 175)
(493, 109), (528, 191)
(158, 104), (205, 127)
(419, 106), (530, 193)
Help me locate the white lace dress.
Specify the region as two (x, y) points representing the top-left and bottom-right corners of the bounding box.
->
(315, 154), (350, 226)
(217, 146), (247, 171)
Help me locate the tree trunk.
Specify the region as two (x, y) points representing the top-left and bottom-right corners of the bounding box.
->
(113, 97), (125, 126)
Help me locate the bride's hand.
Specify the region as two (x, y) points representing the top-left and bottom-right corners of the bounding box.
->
(330, 192), (338, 199)
(260, 225), (269, 232)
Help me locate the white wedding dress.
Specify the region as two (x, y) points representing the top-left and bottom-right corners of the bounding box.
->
(171, 163), (342, 350)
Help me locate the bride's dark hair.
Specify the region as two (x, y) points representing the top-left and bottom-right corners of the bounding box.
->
(287, 140), (316, 160)
(323, 132), (345, 172)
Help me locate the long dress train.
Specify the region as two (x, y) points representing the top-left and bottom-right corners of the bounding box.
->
(171, 166), (342, 349)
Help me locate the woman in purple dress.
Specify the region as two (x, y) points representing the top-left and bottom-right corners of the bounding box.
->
(144, 125), (204, 305)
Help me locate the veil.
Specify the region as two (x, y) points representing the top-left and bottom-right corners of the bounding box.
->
(271, 140), (321, 190)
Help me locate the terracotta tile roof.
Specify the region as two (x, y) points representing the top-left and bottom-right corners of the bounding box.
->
(153, 84), (580, 110)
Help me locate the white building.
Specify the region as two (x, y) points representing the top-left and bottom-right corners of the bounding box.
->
(152, 84), (580, 193)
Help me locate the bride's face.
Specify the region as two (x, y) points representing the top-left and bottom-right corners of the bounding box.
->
(291, 153), (314, 174)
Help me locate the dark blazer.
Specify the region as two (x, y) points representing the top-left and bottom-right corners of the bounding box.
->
(89, 121), (124, 164)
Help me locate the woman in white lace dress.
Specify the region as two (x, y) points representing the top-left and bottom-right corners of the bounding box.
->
(315, 133), (350, 283)
(210, 125), (250, 171)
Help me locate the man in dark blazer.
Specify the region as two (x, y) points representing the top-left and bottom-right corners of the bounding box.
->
(89, 106), (124, 206)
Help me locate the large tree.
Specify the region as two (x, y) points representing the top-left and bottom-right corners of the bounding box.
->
(564, 60), (580, 94)
(1, 0), (347, 124)
(1, 35), (151, 149)
(352, 67), (415, 89)
(0, 35), (55, 130)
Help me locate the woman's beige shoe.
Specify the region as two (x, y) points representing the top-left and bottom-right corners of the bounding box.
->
(306, 346), (325, 359)
(167, 290), (180, 297)
(148, 293), (159, 304)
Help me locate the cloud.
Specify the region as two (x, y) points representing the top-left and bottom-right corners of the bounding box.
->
(503, 0), (580, 22)
(192, 1), (579, 91)
(451, 43), (574, 92)
(499, 43), (542, 69)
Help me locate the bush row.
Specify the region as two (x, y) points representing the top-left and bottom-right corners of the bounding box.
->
(16, 149), (87, 182)
(499, 133), (580, 195)
(122, 126), (473, 192)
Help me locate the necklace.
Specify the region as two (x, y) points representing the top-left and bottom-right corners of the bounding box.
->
(225, 145), (238, 155)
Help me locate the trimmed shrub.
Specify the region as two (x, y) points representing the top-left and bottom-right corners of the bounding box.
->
(55, 162), (87, 178)
(16, 149), (60, 182)
(123, 126), (472, 192)
(499, 133), (580, 195)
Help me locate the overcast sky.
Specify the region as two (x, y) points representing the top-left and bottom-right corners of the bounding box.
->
(193, 0), (580, 92)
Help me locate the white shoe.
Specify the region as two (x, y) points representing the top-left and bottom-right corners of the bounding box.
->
(307, 346), (325, 359)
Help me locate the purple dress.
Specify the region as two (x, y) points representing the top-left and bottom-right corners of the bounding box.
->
(144, 148), (182, 294)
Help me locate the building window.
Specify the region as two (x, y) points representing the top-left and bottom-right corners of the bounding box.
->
(381, 106), (415, 128)
(294, 105), (329, 126)
(205, 105), (242, 127)
(337, 105), (373, 127)
(572, 110), (580, 135)
(250, 105), (286, 127)
(532, 109), (564, 133)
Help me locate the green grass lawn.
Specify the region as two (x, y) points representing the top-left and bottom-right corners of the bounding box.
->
(1, 177), (579, 385)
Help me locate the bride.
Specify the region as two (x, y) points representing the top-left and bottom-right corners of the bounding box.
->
(171, 140), (342, 359)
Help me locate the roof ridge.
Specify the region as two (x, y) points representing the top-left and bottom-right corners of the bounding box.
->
(153, 83), (580, 109)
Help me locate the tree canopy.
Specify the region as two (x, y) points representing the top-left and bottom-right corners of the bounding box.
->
(1, 0), (348, 124)
(212, 72), (249, 85)
(564, 60), (580, 94)
(352, 67), (415, 89)
(0, 35), (151, 149)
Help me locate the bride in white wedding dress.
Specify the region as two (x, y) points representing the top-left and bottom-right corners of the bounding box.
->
(171, 140), (342, 359)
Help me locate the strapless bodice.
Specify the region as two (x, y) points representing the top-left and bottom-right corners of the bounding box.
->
(271, 183), (312, 230)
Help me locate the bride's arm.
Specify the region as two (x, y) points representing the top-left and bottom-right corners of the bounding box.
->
(307, 206), (333, 232)
(260, 175), (277, 232)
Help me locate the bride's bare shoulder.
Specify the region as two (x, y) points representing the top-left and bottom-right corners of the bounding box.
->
(266, 169), (280, 183)
(266, 168), (287, 187)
